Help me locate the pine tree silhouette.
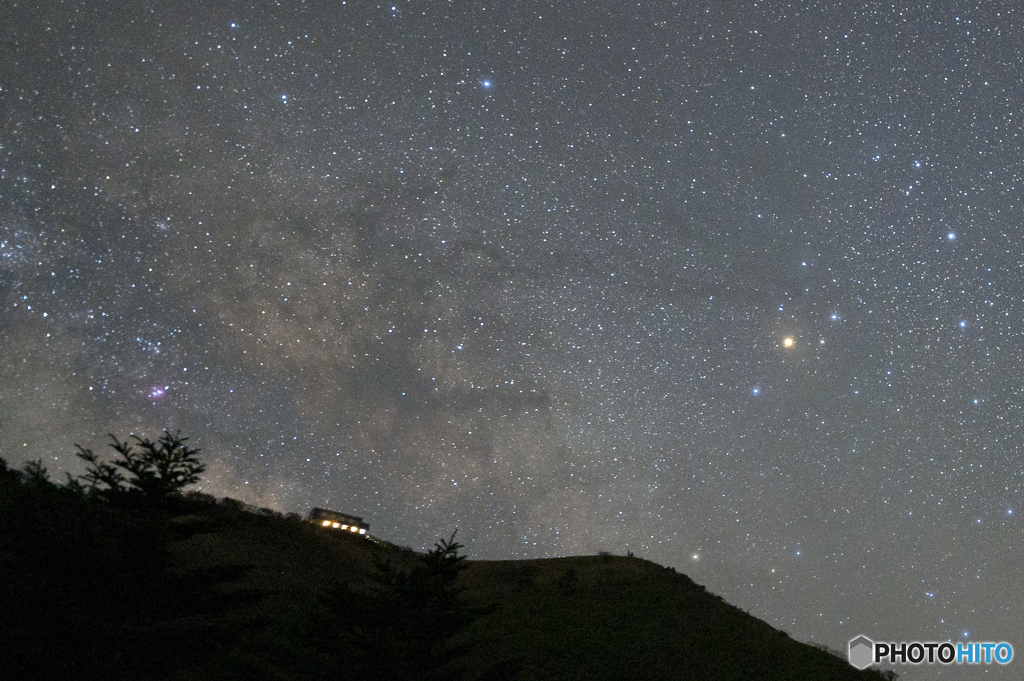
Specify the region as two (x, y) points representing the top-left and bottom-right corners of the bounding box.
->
(75, 430), (205, 500)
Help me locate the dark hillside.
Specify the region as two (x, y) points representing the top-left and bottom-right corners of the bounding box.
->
(452, 556), (887, 680)
(1, 457), (894, 680)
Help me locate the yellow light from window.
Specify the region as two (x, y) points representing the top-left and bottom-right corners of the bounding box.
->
(332, 522), (340, 528)
(359, 528), (367, 535)
(322, 520), (331, 527)
(350, 526), (359, 532)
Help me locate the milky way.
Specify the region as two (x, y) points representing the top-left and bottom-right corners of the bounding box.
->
(2, 2), (1022, 671)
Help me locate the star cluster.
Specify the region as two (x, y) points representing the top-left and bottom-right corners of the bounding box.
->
(2, 1), (1022, 667)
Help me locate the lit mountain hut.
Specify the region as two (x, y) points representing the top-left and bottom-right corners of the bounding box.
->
(309, 507), (369, 536)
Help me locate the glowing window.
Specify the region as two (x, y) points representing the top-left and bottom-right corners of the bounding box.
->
(359, 528), (367, 535)
(350, 526), (359, 532)
(322, 520), (331, 527)
(332, 522), (340, 528)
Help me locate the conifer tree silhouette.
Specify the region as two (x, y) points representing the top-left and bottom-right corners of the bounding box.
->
(75, 430), (205, 500)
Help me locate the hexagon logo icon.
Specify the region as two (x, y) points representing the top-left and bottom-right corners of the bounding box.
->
(849, 635), (875, 670)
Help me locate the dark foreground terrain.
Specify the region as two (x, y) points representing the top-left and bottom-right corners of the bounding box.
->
(1, 456), (895, 680)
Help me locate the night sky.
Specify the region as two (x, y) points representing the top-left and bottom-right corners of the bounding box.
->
(2, 1), (1022, 671)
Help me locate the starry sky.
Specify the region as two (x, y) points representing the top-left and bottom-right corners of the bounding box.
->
(2, 1), (1022, 673)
